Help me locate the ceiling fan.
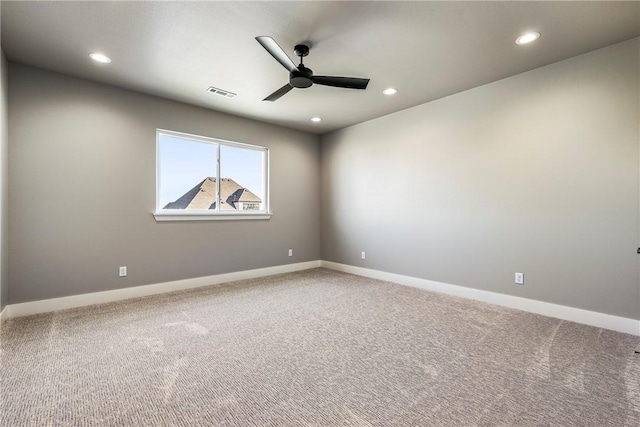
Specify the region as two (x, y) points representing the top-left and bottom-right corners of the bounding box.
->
(255, 36), (370, 102)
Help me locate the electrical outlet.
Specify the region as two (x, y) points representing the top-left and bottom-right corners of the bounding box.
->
(515, 272), (524, 285)
(361, 251), (366, 260)
(288, 249), (293, 257)
(119, 266), (127, 277)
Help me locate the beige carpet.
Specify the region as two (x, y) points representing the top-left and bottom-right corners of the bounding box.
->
(1, 268), (639, 426)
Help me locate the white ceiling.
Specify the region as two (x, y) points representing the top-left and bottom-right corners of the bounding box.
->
(2, 1), (639, 135)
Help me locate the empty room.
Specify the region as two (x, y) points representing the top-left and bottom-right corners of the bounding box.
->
(1, 1), (639, 426)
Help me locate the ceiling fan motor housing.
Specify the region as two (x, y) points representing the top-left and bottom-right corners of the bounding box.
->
(290, 65), (313, 88)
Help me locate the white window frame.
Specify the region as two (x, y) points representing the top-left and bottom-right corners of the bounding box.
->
(153, 129), (271, 222)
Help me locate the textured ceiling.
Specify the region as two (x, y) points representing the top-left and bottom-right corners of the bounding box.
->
(2, 1), (639, 134)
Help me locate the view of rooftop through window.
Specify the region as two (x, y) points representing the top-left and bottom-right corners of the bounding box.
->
(158, 132), (266, 212)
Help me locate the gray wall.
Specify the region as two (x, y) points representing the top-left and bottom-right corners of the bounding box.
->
(8, 64), (320, 304)
(0, 50), (8, 312)
(321, 38), (640, 320)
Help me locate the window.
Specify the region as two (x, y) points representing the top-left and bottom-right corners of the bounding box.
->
(154, 129), (270, 221)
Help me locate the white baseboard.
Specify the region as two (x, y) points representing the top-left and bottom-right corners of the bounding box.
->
(0, 305), (8, 325)
(320, 261), (640, 336)
(6, 260), (321, 319)
(4, 259), (639, 337)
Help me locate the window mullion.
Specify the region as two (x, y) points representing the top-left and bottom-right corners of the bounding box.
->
(216, 143), (221, 212)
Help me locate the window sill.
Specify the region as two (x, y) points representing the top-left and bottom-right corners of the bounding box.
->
(153, 211), (272, 222)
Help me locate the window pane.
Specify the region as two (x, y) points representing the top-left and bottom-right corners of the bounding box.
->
(159, 135), (217, 210)
(220, 145), (264, 211)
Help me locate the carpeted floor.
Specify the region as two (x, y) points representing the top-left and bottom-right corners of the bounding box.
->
(1, 268), (639, 426)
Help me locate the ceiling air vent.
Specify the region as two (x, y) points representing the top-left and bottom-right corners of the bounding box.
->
(207, 86), (236, 98)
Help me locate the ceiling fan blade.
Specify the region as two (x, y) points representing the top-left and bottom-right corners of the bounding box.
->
(313, 76), (370, 90)
(255, 36), (299, 73)
(263, 83), (294, 102)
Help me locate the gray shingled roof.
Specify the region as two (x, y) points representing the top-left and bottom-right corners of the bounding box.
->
(163, 178), (261, 210)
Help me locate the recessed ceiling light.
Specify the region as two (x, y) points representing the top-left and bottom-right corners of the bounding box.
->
(89, 52), (111, 63)
(310, 117), (322, 123)
(515, 32), (540, 45)
(383, 88), (398, 96)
